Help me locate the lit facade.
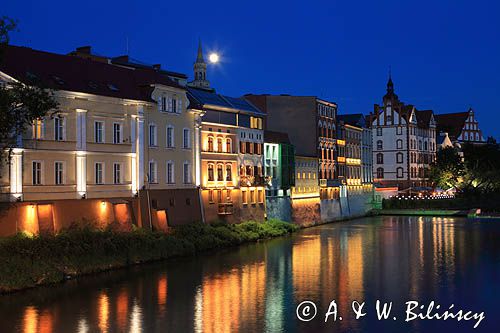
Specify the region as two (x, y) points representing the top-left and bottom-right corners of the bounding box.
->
(371, 76), (437, 189)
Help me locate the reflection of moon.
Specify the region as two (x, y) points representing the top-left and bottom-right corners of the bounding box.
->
(209, 53), (219, 63)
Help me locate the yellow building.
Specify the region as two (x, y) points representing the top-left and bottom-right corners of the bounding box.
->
(0, 45), (202, 235)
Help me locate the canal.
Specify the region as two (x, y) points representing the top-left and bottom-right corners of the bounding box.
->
(1, 216), (499, 332)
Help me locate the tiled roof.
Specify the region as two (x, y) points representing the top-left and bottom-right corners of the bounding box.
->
(434, 112), (469, 139)
(0, 44), (183, 102)
(187, 87), (265, 115)
(415, 110), (434, 128)
(264, 130), (290, 144)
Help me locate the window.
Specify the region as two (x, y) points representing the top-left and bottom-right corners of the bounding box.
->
(397, 152), (404, 164)
(33, 119), (44, 139)
(148, 161), (157, 183)
(424, 141), (428, 151)
(376, 167), (384, 179)
(95, 121), (104, 143)
(167, 126), (174, 148)
(397, 126), (402, 135)
(208, 190), (214, 203)
(217, 138), (223, 152)
(376, 153), (384, 164)
(208, 136), (214, 152)
(217, 189), (222, 203)
(226, 189), (232, 202)
(242, 190), (248, 204)
(387, 115), (392, 123)
(418, 140), (422, 150)
(55, 162), (64, 185)
(397, 167), (403, 178)
(396, 139), (403, 149)
(377, 127), (382, 136)
(160, 96), (167, 112)
(377, 140), (383, 150)
(113, 163), (121, 184)
(183, 162), (191, 184)
(258, 190), (264, 203)
(226, 164), (232, 181)
(149, 124), (157, 147)
(208, 164), (214, 181)
(95, 163), (104, 184)
(54, 117), (64, 141)
(171, 98), (177, 113)
(113, 123), (122, 144)
(250, 190), (256, 204)
(217, 164), (223, 181)
(226, 138), (232, 153)
(183, 129), (190, 149)
(166, 161), (174, 184)
(32, 161), (42, 185)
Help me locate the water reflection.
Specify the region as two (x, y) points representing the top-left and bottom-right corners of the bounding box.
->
(3, 216), (500, 332)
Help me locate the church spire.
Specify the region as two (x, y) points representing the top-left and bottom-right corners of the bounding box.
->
(387, 67), (394, 94)
(187, 39), (211, 90)
(196, 38), (205, 63)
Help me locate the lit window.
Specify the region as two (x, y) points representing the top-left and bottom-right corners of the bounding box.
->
(226, 164), (232, 181)
(217, 164), (224, 181)
(208, 164), (214, 181)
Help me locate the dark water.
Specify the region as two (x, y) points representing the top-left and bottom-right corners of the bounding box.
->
(1, 216), (500, 333)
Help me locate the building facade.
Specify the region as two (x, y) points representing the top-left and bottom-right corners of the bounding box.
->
(435, 108), (485, 144)
(0, 44), (202, 235)
(371, 76), (437, 189)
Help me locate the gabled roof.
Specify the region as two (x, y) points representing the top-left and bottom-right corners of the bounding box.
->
(0, 44), (183, 102)
(187, 87), (265, 115)
(434, 112), (469, 139)
(264, 130), (291, 144)
(415, 110), (434, 129)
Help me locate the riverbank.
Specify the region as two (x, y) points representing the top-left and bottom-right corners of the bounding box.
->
(0, 219), (298, 294)
(378, 209), (466, 216)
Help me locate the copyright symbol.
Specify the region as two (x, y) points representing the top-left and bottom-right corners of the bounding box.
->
(296, 301), (317, 322)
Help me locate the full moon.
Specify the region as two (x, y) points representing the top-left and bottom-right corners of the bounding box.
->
(209, 53), (219, 63)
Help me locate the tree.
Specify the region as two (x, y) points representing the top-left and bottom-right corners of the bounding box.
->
(429, 146), (464, 190)
(461, 142), (500, 194)
(0, 17), (58, 174)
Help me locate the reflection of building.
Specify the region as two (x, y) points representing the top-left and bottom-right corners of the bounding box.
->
(370, 75), (436, 189)
(435, 108), (485, 144)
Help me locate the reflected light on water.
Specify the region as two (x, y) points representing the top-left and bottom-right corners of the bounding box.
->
(116, 288), (129, 331)
(77, 318), (89, 333)
(157, 275), (167, 307)
(129, 301), (143, 333)
(98, 292), (109, 333)
(23, 306), (38, 333)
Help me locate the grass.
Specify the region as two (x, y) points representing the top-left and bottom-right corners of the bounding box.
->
(0, 219), (298, 293)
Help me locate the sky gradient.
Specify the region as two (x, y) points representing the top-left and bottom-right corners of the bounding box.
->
(4, 0), (500, 138)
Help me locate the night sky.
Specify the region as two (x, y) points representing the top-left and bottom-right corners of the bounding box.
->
(4, 0), (500, 138)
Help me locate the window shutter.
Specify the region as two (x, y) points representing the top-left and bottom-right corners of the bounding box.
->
(168, 97), (173, 112)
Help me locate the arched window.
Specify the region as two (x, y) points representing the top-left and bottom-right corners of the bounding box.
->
(208, 164), (214, 181)
(397, 167), (403, 178)
(377, 140), (383, 150)
(396, 139), (403, 149)
(397, 152), (403, 164)
(424, 141), (428, 151)
(376, 153), (384, 164)
(217, 164), (223, 181)
(418, 140), (422, 150)
(226, 164), (232, 181)
(208, 136), (214, 152)
(217, 137), (223, 152)
(377, 167), (384, 179)
(226, 138), (232, 153)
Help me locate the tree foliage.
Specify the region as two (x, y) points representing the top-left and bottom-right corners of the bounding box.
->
(0, 17), (59, 172)
(429, 146), (464, 190)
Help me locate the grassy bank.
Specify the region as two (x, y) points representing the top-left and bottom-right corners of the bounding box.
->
(0, 219), (298, 293)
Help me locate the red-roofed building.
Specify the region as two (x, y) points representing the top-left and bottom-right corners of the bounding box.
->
(435, 108), (485, 144)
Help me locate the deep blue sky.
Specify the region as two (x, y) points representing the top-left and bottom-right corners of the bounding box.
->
(4, 0), (500, 138)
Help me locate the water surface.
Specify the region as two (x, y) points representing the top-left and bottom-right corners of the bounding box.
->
(1, 216), (499, 332)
